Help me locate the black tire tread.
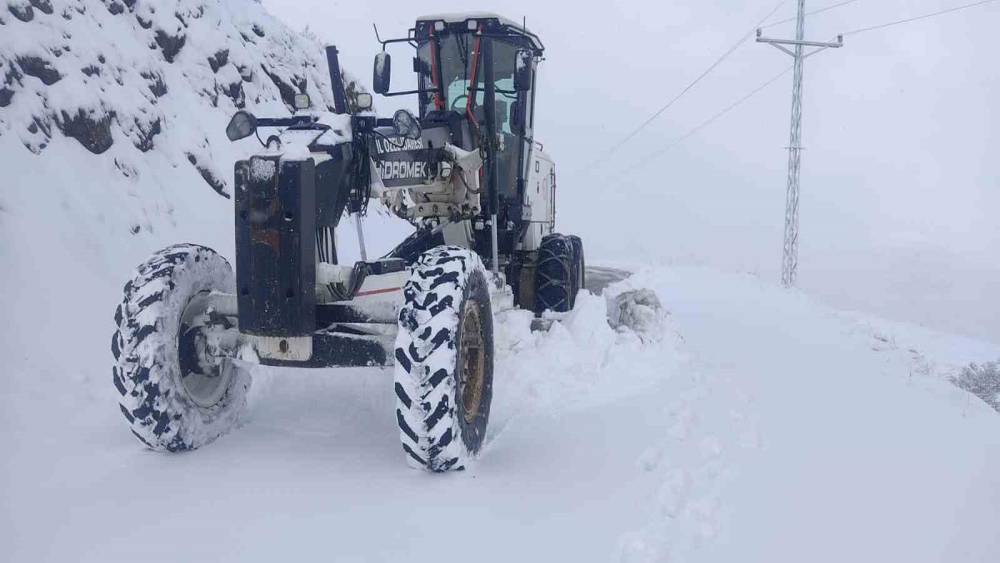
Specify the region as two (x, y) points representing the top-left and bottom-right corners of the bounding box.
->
(112, 244), (248, 452)
(393, 246), (494, 472)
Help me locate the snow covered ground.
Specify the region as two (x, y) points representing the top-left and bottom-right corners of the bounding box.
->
(3, 2), (1000, 561)
(3, 257), (999, 561)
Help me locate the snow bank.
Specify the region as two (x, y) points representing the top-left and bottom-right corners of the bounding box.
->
(493, 290), (683, 416)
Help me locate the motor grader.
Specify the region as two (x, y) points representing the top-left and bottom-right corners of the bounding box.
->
(112, 13), (587, 471)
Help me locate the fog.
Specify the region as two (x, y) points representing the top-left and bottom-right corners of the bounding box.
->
(265, 0), (999, 343)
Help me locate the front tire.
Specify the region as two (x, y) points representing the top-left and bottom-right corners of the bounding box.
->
(112, 244), (250, 452)
(393, 246), (495, 472)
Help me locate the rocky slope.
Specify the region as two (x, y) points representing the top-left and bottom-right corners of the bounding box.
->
(0, 0), (376, 400)
(1, 0), (351, 199)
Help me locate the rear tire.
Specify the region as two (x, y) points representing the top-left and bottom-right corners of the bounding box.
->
(112, 244), (250, 452)
(535, 233), (578, 313)
(568, 235), (585, 305)
(393, 246), (494, 472)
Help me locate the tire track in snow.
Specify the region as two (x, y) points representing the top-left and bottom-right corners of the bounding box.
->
(616, 362), (763, 563)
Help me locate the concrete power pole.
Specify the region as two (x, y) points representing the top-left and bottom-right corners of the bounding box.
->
(757, 0), (843, 287)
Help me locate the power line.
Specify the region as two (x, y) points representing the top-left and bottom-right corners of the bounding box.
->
(615, 65), (793, 178)
(596, 0), (999, 184)
(610, 0), (999, 172)
(584, 0), (788, 169)
(761, 0), (859, 29)
(610, 0), (1000, 287)
(844, 0), (998, 35)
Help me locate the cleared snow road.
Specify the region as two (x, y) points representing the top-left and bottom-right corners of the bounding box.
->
(3, 265), (999, 562)
(618, 267), (1000, 562)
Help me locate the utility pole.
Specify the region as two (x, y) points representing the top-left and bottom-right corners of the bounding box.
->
(757, 0), (843, 287)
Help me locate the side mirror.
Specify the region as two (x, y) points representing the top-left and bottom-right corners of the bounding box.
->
(293, 93), (311, 110)
(392, 109), (421, 140)
(514, 49), (533, 92)
(226, 110), (257, 141)
(373, 52), (391, 95)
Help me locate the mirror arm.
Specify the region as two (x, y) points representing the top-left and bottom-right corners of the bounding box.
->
(379, 88), (438, 97)
(374, 32), (416, 48)
(256, 116), (315, 127)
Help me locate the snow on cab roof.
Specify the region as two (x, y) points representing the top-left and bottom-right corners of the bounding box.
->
(414, 12), (543, 52)
(416, 12), (529, 33)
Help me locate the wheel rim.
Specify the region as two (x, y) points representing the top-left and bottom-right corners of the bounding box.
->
(177, 291), (233, 408)
(459, 300), (486, 425)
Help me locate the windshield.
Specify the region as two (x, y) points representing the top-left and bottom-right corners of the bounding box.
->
(417, 34), (521, 133)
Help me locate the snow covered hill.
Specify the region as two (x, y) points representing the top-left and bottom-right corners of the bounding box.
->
(1, 0), (348, 178)
(0, 0), (401, 390)
(3, 2), (1000, 562)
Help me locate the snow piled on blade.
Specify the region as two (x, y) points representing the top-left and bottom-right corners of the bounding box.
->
(606, 287), (666, 342)
(493, 290), (683, 416)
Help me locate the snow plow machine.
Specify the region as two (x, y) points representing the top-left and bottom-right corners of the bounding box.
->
(111, 13), (648, 471)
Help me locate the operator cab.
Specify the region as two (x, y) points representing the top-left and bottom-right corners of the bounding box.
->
(413, 14), (542, 203)
(412, 14), (542, 124)
(372, 14), (544, 228)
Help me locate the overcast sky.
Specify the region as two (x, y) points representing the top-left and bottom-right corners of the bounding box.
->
(264, 0), (999, 341)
